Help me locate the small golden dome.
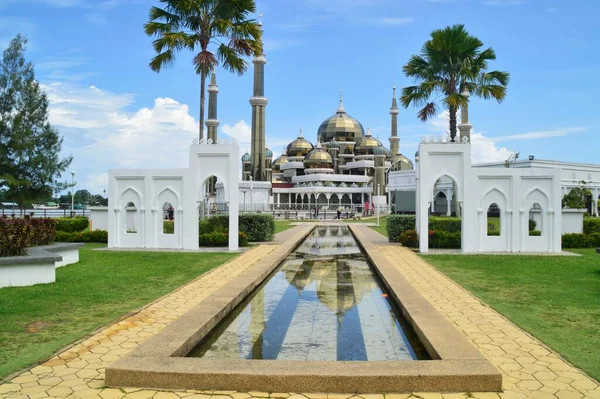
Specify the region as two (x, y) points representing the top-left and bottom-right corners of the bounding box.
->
(391, 153), (414, 170)
(271, 148), (288, 172)
(287, 128), (314, 157)
(317, 95), (365, 143)
(304, 142), (333, 169)
(354, 129), (384, 156)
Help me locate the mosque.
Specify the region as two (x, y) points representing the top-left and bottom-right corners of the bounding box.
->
(211, 52), (600, 217)
(212, 52), (413, 215)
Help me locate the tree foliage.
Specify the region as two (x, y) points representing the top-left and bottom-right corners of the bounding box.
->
(144, 0), (263, 140)
(562, 182), (592, 210)
(0, 35), (72, 205)
(401, 24), (510, 141)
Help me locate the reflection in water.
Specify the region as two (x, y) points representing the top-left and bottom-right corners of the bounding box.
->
(188, 226), (428, 361)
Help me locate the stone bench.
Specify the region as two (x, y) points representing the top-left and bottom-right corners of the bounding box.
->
(0, 242), (84, 288)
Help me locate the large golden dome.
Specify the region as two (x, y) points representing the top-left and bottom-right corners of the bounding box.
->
(391, 153), (414, 170)
(354, 129), (384, 156)
(304, 142), (333, 169)
(287, 128), (314, 157)
(317, 96), (365, 143)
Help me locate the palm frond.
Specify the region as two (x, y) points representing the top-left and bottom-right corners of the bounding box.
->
(217, 43), (247, 74)
(192, 50), (218, 75)
(149, 50), (176, 72)
(417, 102), (438, 122)
(475, 84), (507, 102)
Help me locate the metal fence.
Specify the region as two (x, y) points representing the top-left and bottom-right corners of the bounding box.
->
(0, 208), (90, 218)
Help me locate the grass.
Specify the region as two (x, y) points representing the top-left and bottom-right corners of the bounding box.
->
(0, 244), (237, 379)
(274, 220), (295, 235)
(423, 249), (600, 381)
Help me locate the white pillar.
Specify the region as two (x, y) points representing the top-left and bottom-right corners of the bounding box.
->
(446, 191), (451, 216)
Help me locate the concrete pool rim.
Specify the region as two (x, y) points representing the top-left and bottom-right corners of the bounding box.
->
(105, 224), (502, 393)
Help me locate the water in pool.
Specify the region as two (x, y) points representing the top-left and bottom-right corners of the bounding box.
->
(188, 225), (428, 361)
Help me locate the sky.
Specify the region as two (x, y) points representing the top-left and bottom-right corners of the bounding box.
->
(1, 0), (599, 195)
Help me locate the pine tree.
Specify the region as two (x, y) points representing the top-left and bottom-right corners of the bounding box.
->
(0, 35), (72, 205)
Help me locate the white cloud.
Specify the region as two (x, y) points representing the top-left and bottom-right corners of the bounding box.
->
(222, 120), (251, 149)
(470, 132), (513, 163)
(369, 17), (414, 26)
(492, 128), (586, 142)
(85, 172), (109, 194)
(263, 38), (304, 52)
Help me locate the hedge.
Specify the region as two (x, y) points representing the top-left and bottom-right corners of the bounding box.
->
(429, 217), (461, 233)
(199, 214), (275, 242)
(583, 218), (600, 235)
(27, 218), (56, 247)
(163, 220), (174, 234)
(562, 232), (600, 248)
(397, 229), (461, 249)
(199, 231), (249, 247)
(55, 230), (108, 243)
(55, 217), (89, 233)
(0, 216), (31, 257)
(387, 215), (416, 241)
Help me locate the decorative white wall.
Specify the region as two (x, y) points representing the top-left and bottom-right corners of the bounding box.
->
(107, 140), (240, 250)
(416, 140), (562, 253)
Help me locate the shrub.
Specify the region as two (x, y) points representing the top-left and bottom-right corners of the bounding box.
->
(0, 216), (31, 257)
(398, 229), (419, 248)
(584, 232), (600, 247)
(429, 217), (461, 233)
(198, 231), (248, 247)
(199, 214), (275, 242)
(562, 233), (585, 248)
(529, 230), (542, 236)
(583, 218), (600, 235)
(27, 218), (56, 246)
(239, 214), (275, 241)
(529, 219), (537, 232)
(429, 230), (461, 249)
(55, 230), (108, 243)
(387, 215), (416, 242)
(163, 220), (174, 234)
(55, 217), (89, 233)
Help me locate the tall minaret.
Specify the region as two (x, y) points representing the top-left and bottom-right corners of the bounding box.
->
(206, 72), (219, 143)
(249, 53), (268, 181)
(389, 84), (400, 156)
(458, 88), (472, 142)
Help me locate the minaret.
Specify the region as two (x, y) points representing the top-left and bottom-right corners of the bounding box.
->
(249, 53), (268, 181)
(389, 84), (400, 156)
(458, 88), (472, 142)
(206, 72), (219, 143)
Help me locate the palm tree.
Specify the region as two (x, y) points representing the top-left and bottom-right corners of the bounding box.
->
(401, 24), (509, 141)
(144, 0), (263, 140)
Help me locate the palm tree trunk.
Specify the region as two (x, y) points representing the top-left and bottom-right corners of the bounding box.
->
(449, 105), (458, 142)
(199, 73), (206, 141)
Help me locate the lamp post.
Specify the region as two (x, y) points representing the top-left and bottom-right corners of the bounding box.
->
(249, 176), (253, 213)
(71, 171), (75, 216)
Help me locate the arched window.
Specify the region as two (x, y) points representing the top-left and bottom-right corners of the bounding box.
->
(162, 201), (174, 235)
(487, 203), (501, 236)
(126, 202), (137, 233)
(529, 203), (542, 236)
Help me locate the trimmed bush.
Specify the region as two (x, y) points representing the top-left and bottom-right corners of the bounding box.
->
(55, 217), (89, 233)
(429, 217), (461, 233)
(55, 230), (108, 243)
(199, 214), (275, 242)
(387, 215), (416, 242)
(163, 220), (174, 234)
(529, 219), (537, 232)
(430, 230), (461, 249)
(198, 231), (248, 247)
(398, 229), (419, 248)
(27, 218), (56, 246)
(583, 218), (600, 235)
(0, 216), (31, 257)
(239, 214), (275, 242)
(529, 230), (542, 236)
(562, 233), (585, 248)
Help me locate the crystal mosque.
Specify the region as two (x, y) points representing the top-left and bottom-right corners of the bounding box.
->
(211, 52), (600, 218)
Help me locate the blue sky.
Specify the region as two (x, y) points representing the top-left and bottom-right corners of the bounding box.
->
(1, 0), (599, 194)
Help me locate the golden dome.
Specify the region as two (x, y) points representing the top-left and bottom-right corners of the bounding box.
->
(287, 128), (314, 157)
(303, 142), (333, 169)
(354, 129), (384, 156)
(391, 153), (414, 171)
(317, 95), (365, 143)
(271, 149), (288, 172)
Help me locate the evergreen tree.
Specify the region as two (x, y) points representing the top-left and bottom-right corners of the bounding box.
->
(0, 35), (72, 205)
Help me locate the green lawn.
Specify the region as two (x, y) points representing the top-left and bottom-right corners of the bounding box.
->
(0, 244), (237, 379)
(274, 220), (295, 235)
(423, 250), (600, 381)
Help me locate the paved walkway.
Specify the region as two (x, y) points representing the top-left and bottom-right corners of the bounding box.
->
(1, 226), (599, 399)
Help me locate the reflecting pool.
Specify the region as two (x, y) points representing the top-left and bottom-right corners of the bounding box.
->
(188, 226), (428, 361)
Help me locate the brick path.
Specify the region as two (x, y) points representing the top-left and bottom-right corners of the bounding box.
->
(1, 226), (599, 399)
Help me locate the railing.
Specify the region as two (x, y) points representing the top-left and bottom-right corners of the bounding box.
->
(0, 208), (90, 218)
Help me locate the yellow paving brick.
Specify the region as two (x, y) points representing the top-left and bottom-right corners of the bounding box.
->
(0, 384), (21, 394)
(154, 393), (181, 399)
(47, 386), (74, 396)
(124, 390), (158, 399)
(554, 390), (584, 399)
